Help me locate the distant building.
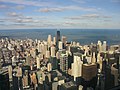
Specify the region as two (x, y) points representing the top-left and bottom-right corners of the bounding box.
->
(102, 41), (107, 52)
(62, 36), (67, 48)
(56, 31), (61, 42)
(48, 35), (52, 46)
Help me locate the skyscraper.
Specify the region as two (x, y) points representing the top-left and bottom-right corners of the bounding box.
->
(8, 65), (12, 81)
(102, 41), (107, 52)
(53, 37), (56, 45)
(71, 55), (83, 81)
(49, 57), (58, 70)
(82, 63), (97, 81)
(47, 63), (52, 72)
(97, 40), (102, 53)
(46, 50), (50, 58)
(51, 46), (56, 57)
(92, 52), (96, 63)
(59, 41), (63, 50)
(62, 36), (67, 48)
(36, 56), (40, 69)
(22, 70), (29, 88)
(48, 35), (52, 46)
(0, 69), (10, 90)
(26, 54), (31, 66)
(56, 31), (60, 42)
(56, 31), (61, 47)
(60, 54), (68, 74)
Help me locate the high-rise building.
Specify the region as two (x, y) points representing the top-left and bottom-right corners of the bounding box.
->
(12, 56), (17, 66)
(97, 40), (102, 52)
(82, 63), (97, 81)
(49, 57), (58, 70)
(8, 65), (12, 81)
(56, 31), (61, 47)
(16, 66), (22, 77)
(114, 52), (120, 73)
(60, 54), (68, 74)
(51, 46), (56, 57)
(53, 37), (56, 45)
(102, 41), (107, 52)
(36, 56), (40, 69)
(0, 69), (10, 90)
(46, 50), (50, 58)
(38, 42), (47, 56)
(62, 36), (67, 48)
(30, 73), (37, 85)
(56, 31), (60, 42)
(56, 51), (60, 59)
(59, 41), (63, 50)
(30, 48), (36, 58)
(22, 70), (29, 88)
(26, 54), (32, 66)
(48, 35), (52, 46)
(47, 63), (52, 72)
(86, 56), (92, 64)
(71, 55), (83, 81)
(111, 65), (119, 86)
(52, 82), (58, 90)
(92, 52), (96, 63)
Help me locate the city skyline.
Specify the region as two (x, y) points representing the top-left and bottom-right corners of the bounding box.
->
(0, 31), (120, 90)
(0, 0), (120, 29)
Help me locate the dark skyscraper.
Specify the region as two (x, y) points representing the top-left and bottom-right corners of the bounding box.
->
(56, 31), (60, 42)
(0, 71), (10, 90)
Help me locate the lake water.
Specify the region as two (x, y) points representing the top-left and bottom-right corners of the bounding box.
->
(0, 29), (120, 45)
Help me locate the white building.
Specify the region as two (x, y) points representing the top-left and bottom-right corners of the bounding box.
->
(51, 46), (56, 57)
(71, 55), (83, 81)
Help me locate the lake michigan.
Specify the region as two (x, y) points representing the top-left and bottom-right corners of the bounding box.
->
(0, 29), (120, 45)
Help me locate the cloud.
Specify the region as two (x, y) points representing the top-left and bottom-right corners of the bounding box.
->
(15, 5), (25, 10)
(37, 6), (97, 12)
(15, 17), (40, 23)
(16, 18), (32, 23)
(1, 12), (31, 23)
(0, 18), (16, 23)
(0, 4), (25, 10)
(7, 12), (23, 17)
(38, 8), (64, 12)
(0, 0), (54, 7)
(64, 21), (79, 25)
(65, 14), (112, 20)
(0, 4), (8, 9)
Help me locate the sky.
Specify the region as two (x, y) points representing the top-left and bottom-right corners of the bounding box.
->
(0, 0), (120, 29)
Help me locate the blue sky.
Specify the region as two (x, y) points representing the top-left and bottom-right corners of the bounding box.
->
(0, 0), (120, 29)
